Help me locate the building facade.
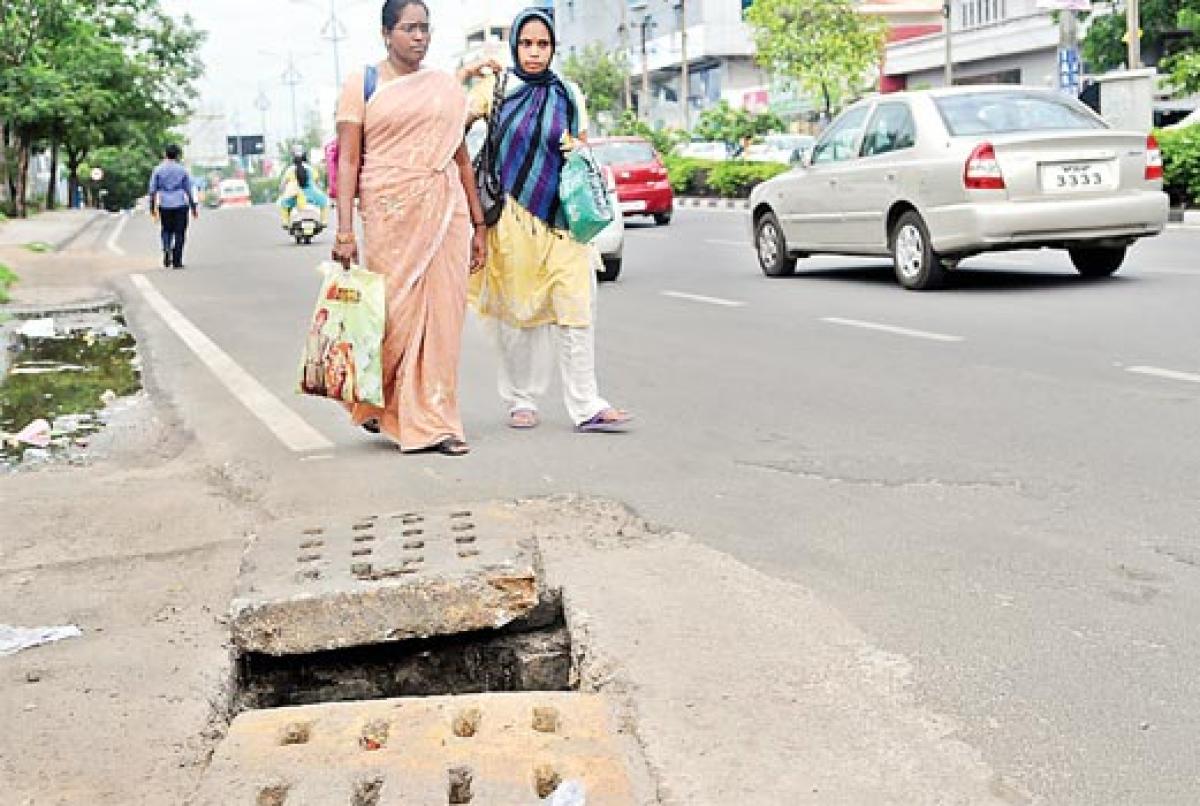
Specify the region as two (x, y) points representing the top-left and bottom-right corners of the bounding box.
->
(883, 0), (1061, 90)
(554, 0), (768, 129)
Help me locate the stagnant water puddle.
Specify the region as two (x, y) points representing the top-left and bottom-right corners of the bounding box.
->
(0, 307), (141, 469)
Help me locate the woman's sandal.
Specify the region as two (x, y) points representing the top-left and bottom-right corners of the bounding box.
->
(361, 418), (381, 434)
(576, 408), (633, 433)
(432, 437), (471, 456)
(508, 409), (539, 429)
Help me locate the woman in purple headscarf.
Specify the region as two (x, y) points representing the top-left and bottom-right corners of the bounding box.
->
(465, 7), (632, 434)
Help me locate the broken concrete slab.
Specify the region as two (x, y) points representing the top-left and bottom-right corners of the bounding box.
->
(193, 693), (642, 805)
(230, 504), (539, 655)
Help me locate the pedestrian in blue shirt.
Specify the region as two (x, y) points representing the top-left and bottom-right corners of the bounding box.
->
(147, 144), (199, 269)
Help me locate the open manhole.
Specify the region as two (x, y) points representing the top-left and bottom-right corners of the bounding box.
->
(197, 505), (639, 803)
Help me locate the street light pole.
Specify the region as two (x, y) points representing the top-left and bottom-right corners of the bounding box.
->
(680, 0), (690, 131)
(618, 1), (632, 110)
(1127, 0), (1142, 68)
(640, 16), (653, 123)
(282, 52), (304, 142)
(943, 0), (953, 86)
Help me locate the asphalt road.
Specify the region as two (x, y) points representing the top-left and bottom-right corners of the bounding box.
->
(114, 205), (1200, 805)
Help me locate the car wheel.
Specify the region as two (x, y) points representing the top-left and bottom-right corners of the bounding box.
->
(756, 212), (796, 278)
(890, 211), (946, 290)
(597, 256), (622, 282)
(654, 213), (672, 226)
(1069, 245), (1126, 277)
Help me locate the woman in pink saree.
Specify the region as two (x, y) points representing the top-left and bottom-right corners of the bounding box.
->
(331, 0), (487, 456)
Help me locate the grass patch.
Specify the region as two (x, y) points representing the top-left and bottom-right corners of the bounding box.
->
(0, 263), (18, 304)
(24, 241), (52, 254)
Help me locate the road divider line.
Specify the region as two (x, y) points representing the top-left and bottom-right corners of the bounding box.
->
(129, 274), (335, 453)
(821, 317), (964, 343)
(1127, 365), (1200, 385)
(661, 290), (747, 308)
(106, 214), (128, 255)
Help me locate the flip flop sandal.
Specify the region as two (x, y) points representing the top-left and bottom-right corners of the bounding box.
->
(576, 409), (633, 434)
(508, 409), (539, 429)
(361, 418), (381, 434)
(433, 437), (471, 456)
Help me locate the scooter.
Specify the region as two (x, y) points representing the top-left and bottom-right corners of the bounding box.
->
(288, 205), (325, 245)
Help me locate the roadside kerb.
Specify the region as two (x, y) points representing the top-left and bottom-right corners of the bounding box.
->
(0, 209), (106, 251)
(675, 197), (749, 211)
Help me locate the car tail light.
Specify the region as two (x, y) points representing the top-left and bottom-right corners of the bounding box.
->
(964, 142), (1005, 190)
(1145, 134), (1163, 181)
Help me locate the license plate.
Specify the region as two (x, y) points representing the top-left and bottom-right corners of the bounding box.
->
(619, 200), (647, 213)
(302, 221), (316, 235)
(1040, 161), (1114, 192)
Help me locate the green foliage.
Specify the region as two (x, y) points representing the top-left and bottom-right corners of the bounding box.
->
(663, 155), (705, 194)
(23, 242), (51, 253)
(561, 43), (629, 117)
(663, 157), (789, 198)
(745, 0), (887, 117)
(707, 162), (790, 197)
(1082, 0), (1200, 92)
(0, 262), (19, 304)
(1156, 126), (1200, 206)
(249, 176), (280, 205)
(692, 101), (785, 151)
(611, 111), (687, 158)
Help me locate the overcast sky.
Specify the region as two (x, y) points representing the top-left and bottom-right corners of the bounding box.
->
(162, 0), (489, 143)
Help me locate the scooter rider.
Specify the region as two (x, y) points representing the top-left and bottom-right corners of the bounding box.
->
(278, 146), (330, 228)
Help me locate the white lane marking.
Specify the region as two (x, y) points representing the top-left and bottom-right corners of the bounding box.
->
(129, 274), (335, 453)
(661, 290), (746, 308)
(706, 238), (748, 247)
(106, 214), (129, 255)
(1127, 365), (1200, 385)
(821, 317), (964, 343)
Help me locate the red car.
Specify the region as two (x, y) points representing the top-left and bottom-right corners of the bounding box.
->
(589, 136), (674, 226)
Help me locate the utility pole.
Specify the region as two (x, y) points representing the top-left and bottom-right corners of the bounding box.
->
(281, 53), (304, 142)
(680, 0), (690, 131)
(943, 0), (953, 86)
(1126, 0), (1142, 68)
(619, 0), (632, 110)
(321, 0), (347, 91)
(641, 18), (651, 122)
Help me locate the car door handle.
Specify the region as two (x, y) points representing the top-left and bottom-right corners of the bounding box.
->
(885, 172), (897, 182)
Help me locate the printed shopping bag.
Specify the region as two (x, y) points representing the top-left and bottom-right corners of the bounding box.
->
(559, 147), (614, 244)
(298, 262), (385, 408)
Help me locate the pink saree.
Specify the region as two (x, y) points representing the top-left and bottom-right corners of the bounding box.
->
(336, 68), (470, 450)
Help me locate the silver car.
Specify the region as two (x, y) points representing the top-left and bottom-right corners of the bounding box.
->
(750, 86), (1169, 290)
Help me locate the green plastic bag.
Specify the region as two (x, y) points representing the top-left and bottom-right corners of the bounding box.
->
(298, 262), (385, 408)
(559, 147), (614, 244)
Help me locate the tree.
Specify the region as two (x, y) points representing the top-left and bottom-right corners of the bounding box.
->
(561, 43), (629, 119)
(1082, 0), (1200, 92)
(744, 0), (887, 118)
(692, 101), (784, 154)
(610, 111), (687, 157)
(0, 0), (204, 216)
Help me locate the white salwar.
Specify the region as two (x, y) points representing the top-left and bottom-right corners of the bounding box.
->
(494, 265), (610, 426)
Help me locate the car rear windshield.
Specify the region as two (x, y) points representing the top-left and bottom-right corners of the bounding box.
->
(935, 92), (1105, 135)
(593, 142), (657, 165)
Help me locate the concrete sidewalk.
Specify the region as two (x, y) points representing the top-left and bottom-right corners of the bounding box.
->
(0, 209), (105, 251)
(520, 498), (1017, 806)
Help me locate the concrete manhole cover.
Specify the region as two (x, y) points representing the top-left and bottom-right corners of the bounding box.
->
(194, 692), (638, 804)
(231, 504), (539, 655)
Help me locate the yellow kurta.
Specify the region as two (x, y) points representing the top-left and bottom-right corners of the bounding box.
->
(466, 74), (594, 329)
